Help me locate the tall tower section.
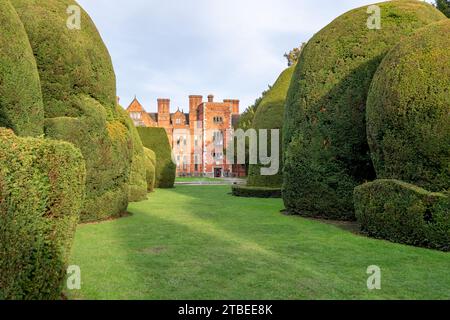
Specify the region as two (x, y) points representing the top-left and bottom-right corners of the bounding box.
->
(224, 99), (240, 115)
(189, 95), (203, 129)
(157, 98), (171, 127)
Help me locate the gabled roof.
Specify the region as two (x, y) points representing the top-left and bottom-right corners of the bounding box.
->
(127, 97), (145, 112)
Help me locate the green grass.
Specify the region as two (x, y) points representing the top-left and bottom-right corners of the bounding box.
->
(175, 177), (224, 183)
(67, 185), (450, 300)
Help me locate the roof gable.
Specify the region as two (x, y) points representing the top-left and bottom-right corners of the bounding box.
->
(127, 98), (145, 112)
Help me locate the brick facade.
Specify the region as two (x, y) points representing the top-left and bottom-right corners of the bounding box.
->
(127, 95), (246, 178)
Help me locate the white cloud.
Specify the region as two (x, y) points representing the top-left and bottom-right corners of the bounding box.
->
(77, 0), (386, 111)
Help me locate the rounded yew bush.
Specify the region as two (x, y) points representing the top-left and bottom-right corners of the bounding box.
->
(137, 127), (176, 188)
(354, 179), (449, 251)
(0, 0), (43, 136)
(247, 65), (295, 188)
(283, 0), (446, 220)
(144, 147), (157, 192)
(367, 20), (450, 192)
(0, 129), (86, 299)
(117, 106), (148, 202)
(11, 0), (134, 221)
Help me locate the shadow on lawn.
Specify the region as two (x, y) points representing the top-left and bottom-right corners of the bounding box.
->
(104, 186), (337, 299)
(92, 185), (450, 300)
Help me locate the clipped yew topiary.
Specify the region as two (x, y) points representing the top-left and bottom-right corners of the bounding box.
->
(283, 1), (446, 220)
(12, 0), (134, 221)
(354, 179), (449, 251)
(366, 20), (450, 192)
(137, 127), (176, 188)
(247, 65), (295, 188)
(144, 147), (156, 192)
(0, 0), (43, 137)
(118, 107), (148, 202)
(0, 129), (86, 299)
(44, 96), (132, 222)
(10, 0), (117, 118)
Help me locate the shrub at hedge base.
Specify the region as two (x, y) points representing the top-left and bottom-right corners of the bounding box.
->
(247, 65), (295, 188)
(0, 129), (86, 299)
(367, 20), (450, 192)
(144, 148), (156, 192)
(283, 1), (446, 220)
(232, 185), (282, 198)
(354, 179), (449, 251)
(0, 0), (44, 137)
(137, 127), (176, 188)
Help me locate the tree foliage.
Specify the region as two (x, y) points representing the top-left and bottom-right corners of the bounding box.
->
(284, 43), (306, 67)
(435, 0), (450, 17)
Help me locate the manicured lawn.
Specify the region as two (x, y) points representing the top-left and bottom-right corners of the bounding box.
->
(175, 177), (223, 183)
(67, 185), (450, 300)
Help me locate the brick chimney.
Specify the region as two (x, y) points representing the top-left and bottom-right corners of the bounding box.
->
(208, 94), (214, 103)
(157, 98), (171, 126)
(224, 99), (240, 114)
(189, 95), (203, 111)
(189, 95), (203, 126)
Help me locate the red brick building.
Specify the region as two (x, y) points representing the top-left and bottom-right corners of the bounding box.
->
(126, 95), (246, 178)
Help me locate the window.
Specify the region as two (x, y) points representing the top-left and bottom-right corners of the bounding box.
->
(194, 155), (200, 172)
(213, 116), (223, 124)
(131, 112), (141, 120)
(176, 118), (182, 125)
(212, 152), (223, 160)
(213, 131), (223, 145)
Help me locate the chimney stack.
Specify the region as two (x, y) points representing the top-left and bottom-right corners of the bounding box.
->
(157, 98), (171, 127)
(224, 99), (240, 114)
(189, 95), (203, 112)
(157, 98), (170, 114)
(208, 94), (214, 103)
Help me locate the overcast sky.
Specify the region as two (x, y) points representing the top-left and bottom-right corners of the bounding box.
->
(77, 0), (433, 113)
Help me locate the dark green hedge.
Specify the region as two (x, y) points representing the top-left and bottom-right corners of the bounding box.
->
(45, 96), (132, 222)
(0, 128), (86, 299)
(11, 0), (117, 118)
(354, 179), (449, 251)
(232, 185), (282, 198)
(137, 127), (175, 188)
(118, 107), (148, 202)
(367, 20), (450, 192)
(283, 1), (446, 220)
(0, 0), (43, 137)
(144, 147), (156, 192)
(12, 0), (135, 221)
(247, 65), (295, 188)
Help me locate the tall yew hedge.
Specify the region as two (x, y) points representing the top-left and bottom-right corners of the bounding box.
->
(247, 65), (295, 189)
(137, 127), (176, 188)
(11, 0), (136, 222)
(283, 1), (446, 220)
(366, 19), (450, 192)
(0, 0), (43, 137)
